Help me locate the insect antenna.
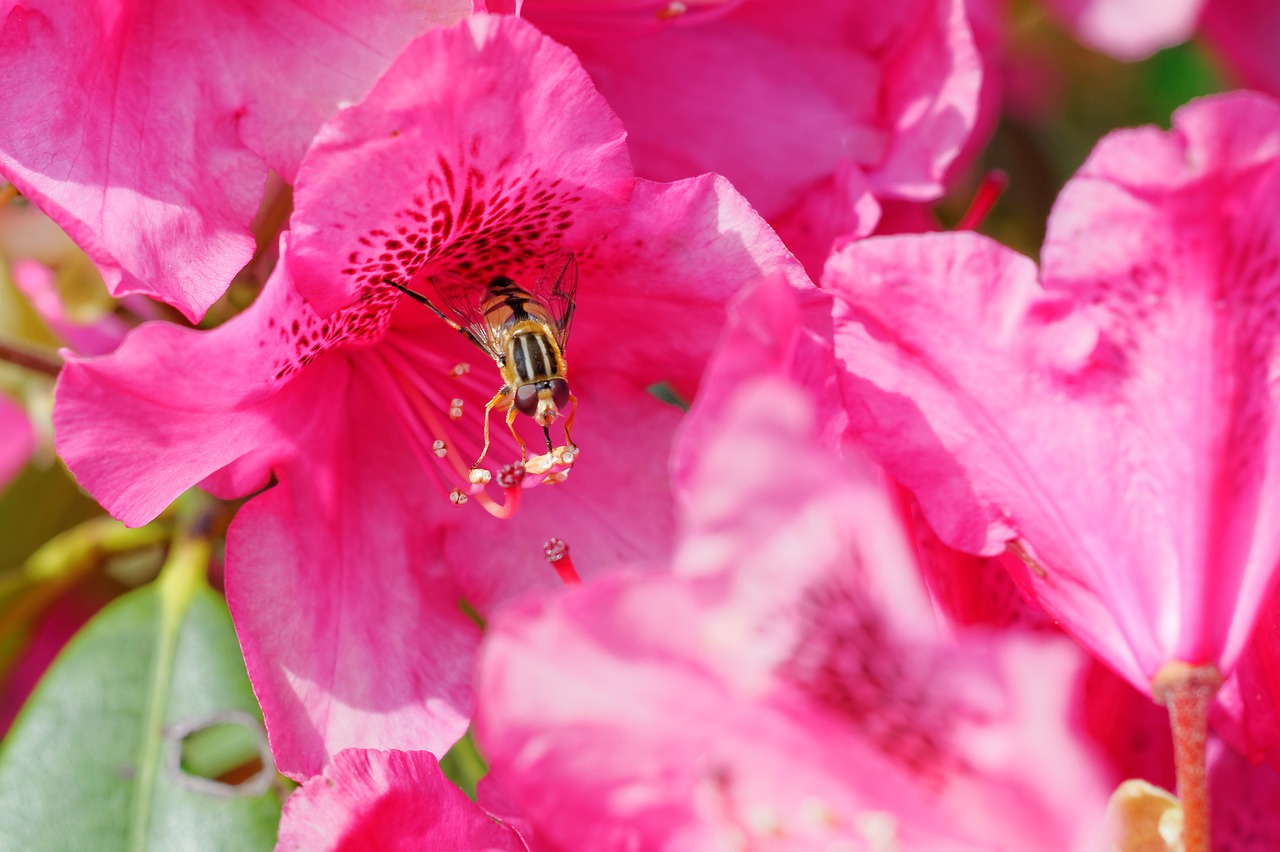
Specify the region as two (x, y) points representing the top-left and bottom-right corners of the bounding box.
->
(384, 277), (485, 350)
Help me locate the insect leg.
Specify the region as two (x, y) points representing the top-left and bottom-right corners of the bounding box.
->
(506, 405), (529, 464)
(385, 279), (486, 349)
(473, 388), (508, 470)
(542, 425), (553, 453)
(562, 392), (579, 450)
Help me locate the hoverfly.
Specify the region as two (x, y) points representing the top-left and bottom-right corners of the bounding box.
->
(388, 253), (579, 471)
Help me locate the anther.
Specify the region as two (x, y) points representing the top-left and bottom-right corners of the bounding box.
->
(449, 398), (465, 420)
(449, 488), (468, 505)
(432, 439), (448, 458)
(543, 538), (582, 586)
(449, 362), (470, 377)
(468, 468), (492, 485)
(657, 1), (687, 19)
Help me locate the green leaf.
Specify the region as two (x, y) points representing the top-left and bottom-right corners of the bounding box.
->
(0, 536), (281, 850)
(440, 730), (489, 800)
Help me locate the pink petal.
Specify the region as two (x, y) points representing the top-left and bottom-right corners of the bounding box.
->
(535, 0), (981, 218)
(827, 92), (1280, 689)
(1041, 0), (1203, 60)
(53, 248), (331, 527)
(289, 13), (633, 318)
(768, 167), (883, 281)
(0, 395), (33, 489)
(1201, 0), (1280, 99)
(576, 175), (810, 400)
(227, 426), (481, 780)
(1213, 583), (1280, 771)
(1079, 658), (1175, 789)
(277, 749), (525, 851)
(1208, 738), (1280, 849)
(477, 378), (1111, 850)
(0, 0), (468, 319)
(11, 259), (126, 356)
(671, 273), (840, 498)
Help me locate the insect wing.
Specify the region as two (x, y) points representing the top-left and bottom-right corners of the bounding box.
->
(427, 269), (504, 360)
(530, 253), (578, 351)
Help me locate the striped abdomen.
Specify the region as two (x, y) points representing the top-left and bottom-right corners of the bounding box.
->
(508, 328), (564, 384)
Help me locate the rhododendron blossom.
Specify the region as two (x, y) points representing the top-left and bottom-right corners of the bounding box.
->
(0, 0), (470, 319)
(476, 376), (1111, 851)
(276, 749), (526, 850)
(1040, 0), (1202, 60)
(0, 395), (32, 489)
(53, 15), (802, 779)
(828, 91), (1280, 695)
(506, 0), (983, 271)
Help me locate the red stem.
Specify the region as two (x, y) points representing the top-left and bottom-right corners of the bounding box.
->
(0, 340), (61, 378)
(1153, 662), (1222, 852)
(955, 170), (1010, 232)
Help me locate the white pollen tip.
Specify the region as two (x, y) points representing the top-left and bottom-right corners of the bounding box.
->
(432, 439), (447, 458)
(449, 489), (468, 505)
(468, 468), (492, 485)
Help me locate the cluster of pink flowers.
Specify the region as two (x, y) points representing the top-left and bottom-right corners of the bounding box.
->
(5, 0), (1280, 848)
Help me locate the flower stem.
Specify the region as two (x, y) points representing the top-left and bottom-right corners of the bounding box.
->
(956, 169), (1009, 232)
(1152, 661), (1222, 852)
(0, 339), (62, 378)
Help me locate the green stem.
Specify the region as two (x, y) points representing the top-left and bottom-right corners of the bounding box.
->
(127, 516), (210, 850)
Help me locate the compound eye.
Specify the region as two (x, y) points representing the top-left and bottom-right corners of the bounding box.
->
(514, 384), (540, 416)
(550, 378), (570, 410)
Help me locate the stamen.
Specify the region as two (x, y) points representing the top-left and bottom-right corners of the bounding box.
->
(449, 362), (470, 377)
(449, 489), (468, 505)
(449, 397), (464, 420)
(656, 1), (687, 19)
(543, 537), (582, 586)
(955, 169), (1009, 232)
(432, 439), (448, 458)
(467, 462), (525, 521)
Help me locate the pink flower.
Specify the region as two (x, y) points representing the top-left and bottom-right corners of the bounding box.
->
(276, 749), (526, 851)
(54, 15), (802, 779)
(1039, 0), (1202, 60)
(1206, 738), (1280, 848)
(1212, 582), (1280, 770)
(0, 0), (470, 319)
(476, 374), (1111, 850)
(826, 91), (1280, 695)
(1200, 0), (1280, 98)
(0, 395), (33, 489)
(511, 0), (983, 272)
(11, 260), (127, 357)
